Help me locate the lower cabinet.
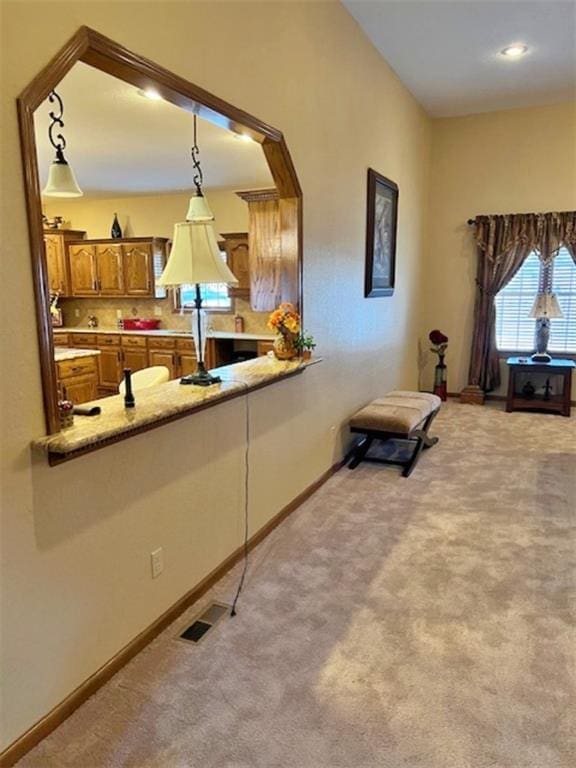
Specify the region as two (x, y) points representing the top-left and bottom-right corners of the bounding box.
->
(57, 355), (98, 405)
(257, 340), (275, 356)
(121, 336), (148, 374)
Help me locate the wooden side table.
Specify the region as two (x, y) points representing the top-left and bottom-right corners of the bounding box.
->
(506, 357), (574, 417)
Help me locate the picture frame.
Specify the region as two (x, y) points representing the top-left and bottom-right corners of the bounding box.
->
(364, 168), (398, 298)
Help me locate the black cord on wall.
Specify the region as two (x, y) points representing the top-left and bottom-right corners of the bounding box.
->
(230, 391), (250, 616)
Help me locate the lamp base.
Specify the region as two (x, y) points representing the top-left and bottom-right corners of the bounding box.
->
(531, 352), (552, 363)
(180, 361), (221, 387)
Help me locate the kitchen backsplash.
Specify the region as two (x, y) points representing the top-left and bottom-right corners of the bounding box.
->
(60, 296), (270, 335)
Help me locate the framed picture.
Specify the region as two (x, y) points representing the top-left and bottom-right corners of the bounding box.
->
(364, 168), (398, 297)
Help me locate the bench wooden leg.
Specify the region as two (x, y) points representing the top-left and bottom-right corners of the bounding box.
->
(348, 436), (374, 469)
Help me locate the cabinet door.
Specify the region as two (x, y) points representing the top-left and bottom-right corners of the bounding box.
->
(44, 234), (69, 295)
(69, 245), (98, 296)
(257, 340), (275, 357)
(96, 245), (124, 295)
(98, 347), (123, 388)
(178, 352), (197, 378)
(123, 244), (152, 295)
(122, 347), (148, 374)
(149, 349), (178, 379)
(224, 236), (250, 298)
(62, 374), (98, 405)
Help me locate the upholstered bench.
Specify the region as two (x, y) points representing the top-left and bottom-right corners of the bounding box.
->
(348, 391), (441, 477)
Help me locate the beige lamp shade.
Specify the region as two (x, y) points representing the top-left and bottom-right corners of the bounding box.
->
(157, 221), (238, 287)
(185, 192), (214, 222)
(528, 292), (563, 319)
(42, 157), (83, 198)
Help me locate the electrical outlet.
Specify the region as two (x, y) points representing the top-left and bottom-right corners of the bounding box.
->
(153, 306), (162, 317)
(74, 309), (80, 318)
(116, 309), (122, 319)
(151, 548), (164, 578)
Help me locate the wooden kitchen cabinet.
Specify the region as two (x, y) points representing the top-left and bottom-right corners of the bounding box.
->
(97, 335), (123, 391)
(148, 337), (178, 378)
(257, 340), (275, 357)
(57, 354), (98, 405)
(96, 244), (124, 295)
(69, 244), (98, 296)
(121, 336), (148, 373)
(67, 238), (168, 298)
(222, 233), (250, 299)
(43, 229), (86, 296)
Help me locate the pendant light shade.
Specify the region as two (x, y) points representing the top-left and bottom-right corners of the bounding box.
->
(42, 90), (83, 198)
(42, 150), (83, 197)
(157, 221), (238, 287)
(186, 192), (214, 222)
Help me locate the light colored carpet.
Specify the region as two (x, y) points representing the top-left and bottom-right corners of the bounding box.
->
(17, 403), (576, 768)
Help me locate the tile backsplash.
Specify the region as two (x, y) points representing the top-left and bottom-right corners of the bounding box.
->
(60, 295), (270, 335)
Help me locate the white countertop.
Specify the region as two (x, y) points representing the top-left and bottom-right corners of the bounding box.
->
(57, 327), (275, 341)
(54, 347), (101, 362)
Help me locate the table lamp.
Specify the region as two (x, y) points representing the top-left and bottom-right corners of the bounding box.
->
(157, 221), (238, 385)
(528, 292), (563, 363)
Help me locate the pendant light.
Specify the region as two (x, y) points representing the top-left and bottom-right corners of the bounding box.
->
(185, 114), (214, 221)
(158, 115), (238, 386)
(42, 89), (83, 197)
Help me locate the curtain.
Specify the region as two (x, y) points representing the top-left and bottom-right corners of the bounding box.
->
(467, 211), (576, 391)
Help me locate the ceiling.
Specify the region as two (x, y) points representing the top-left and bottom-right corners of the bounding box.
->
(35, 63), (274, 196)
(343, 0), (576, 117)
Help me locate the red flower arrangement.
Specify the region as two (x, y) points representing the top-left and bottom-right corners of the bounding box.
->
(429, 329), (448, 357)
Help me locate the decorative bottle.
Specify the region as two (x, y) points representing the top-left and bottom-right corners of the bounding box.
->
(111, 213), (122, 239)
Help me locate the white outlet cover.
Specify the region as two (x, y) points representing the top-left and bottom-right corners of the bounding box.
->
(153, 306), (162, 317)
(151, 547), (164, 578)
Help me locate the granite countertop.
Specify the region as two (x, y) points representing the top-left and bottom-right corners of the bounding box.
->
(34, 356), (320, 461)
(54, 347), (102, 362)
(57, 327), (276, 341)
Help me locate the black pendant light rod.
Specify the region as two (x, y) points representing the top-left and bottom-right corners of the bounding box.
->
(191, 114), (204, 195)
(47, 90), (67, 163)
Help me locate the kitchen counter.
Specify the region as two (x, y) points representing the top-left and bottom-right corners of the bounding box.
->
(34, 356), (320, 464)
(58, 327), (275, 341)
(54, 347), (101, 362)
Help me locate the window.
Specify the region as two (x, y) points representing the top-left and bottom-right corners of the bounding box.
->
(178, 249), (232, 311)
(495, 247), (576, 353)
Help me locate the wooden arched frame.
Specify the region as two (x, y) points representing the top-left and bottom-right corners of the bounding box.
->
(17, 26), (303, 435)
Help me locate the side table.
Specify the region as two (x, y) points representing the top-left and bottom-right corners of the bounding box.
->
(506, 357), (574, 417)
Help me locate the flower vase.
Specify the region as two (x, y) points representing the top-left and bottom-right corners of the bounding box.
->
(433, 354), (447, 401)
(273, 332), (297, 360)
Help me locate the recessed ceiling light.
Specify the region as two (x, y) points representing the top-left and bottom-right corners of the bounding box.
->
(137, 88), (163, 101)
(500, 44), (529, 59)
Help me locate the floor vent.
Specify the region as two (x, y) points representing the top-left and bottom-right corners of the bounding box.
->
(179, 602), (230, 644)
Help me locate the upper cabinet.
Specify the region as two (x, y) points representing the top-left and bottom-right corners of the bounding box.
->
(43, 229), (86, 296)
(221, 233), (250, 300)
(236, 189), (299, 312)
(67, 237), (168, 298)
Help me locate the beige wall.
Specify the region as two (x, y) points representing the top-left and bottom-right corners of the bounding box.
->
(420, 102), (576, 397)
(43, 188), (250, 240)
(0, 0), (430, 748)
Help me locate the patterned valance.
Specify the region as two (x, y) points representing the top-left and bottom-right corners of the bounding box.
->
(471, 211), (576, 265)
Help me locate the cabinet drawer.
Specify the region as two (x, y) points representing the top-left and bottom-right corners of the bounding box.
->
(122, 335), (147, 349)
(97, 334), (121, 347)
(53, 332), (69, 346)
(176, 338), (195, 352)
(57, 356), (98, 379)
(148, 336), (176, 350)
(69, 333), (97, 347)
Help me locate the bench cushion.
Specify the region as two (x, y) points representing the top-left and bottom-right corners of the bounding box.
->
(350, 391), (441, 434)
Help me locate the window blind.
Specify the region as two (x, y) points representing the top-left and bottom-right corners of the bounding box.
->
(549, 247), (576, 352)
(495, 248), (576, 353)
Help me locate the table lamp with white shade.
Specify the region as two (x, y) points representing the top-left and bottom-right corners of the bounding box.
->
(157, 220), (238, 386)
(528, 292), (563, 363)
